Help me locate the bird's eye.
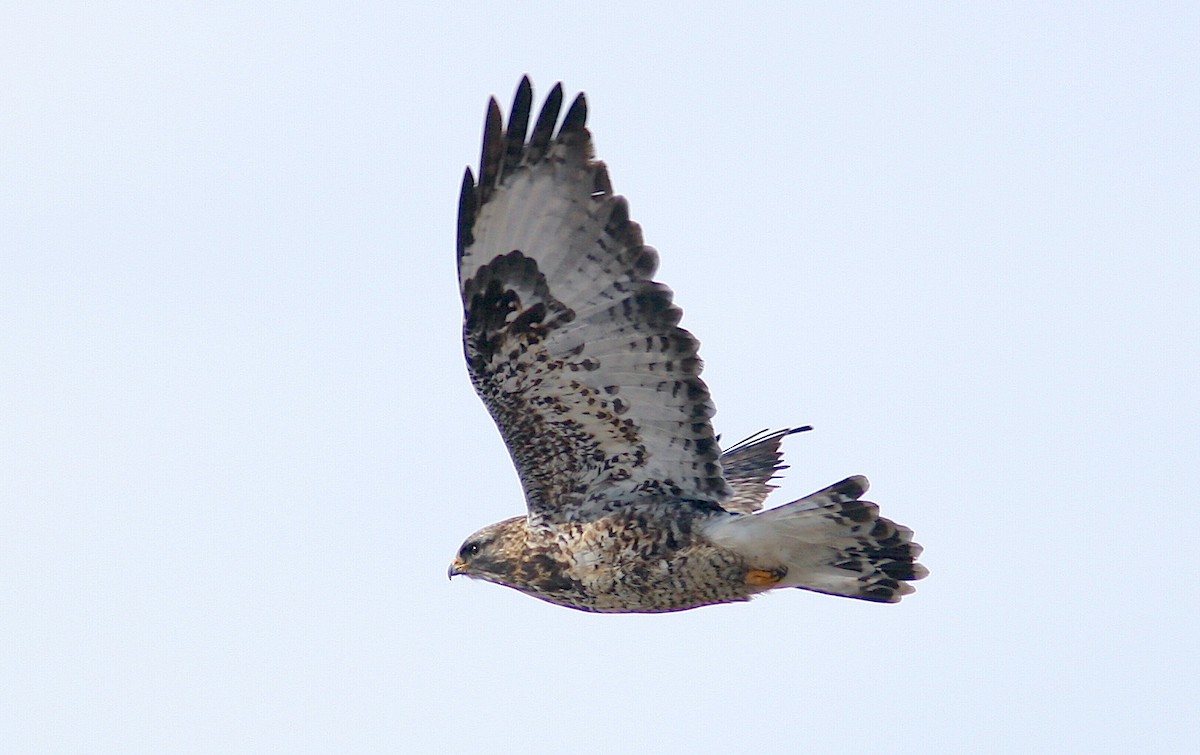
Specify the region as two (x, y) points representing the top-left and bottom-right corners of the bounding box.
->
(461, 541), (481, 558)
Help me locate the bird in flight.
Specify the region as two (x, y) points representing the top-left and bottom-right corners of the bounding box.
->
(449, 78), (926, 613)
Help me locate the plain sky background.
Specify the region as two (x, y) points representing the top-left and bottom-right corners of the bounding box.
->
(3, 2), (1198, 753)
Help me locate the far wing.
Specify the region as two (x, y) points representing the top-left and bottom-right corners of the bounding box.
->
(457, 78), (729, 523)
(719, 428), (810, 514)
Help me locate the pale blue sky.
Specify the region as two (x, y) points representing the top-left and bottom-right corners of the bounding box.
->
(3, 2), (1198, 753)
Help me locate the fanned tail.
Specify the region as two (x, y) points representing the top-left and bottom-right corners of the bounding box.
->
(706, 476), (928, 603)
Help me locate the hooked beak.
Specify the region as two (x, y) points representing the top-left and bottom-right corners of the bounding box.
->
(448, 558), (467, 579)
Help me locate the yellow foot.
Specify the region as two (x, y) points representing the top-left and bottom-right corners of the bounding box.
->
(745, 567), (787, 587)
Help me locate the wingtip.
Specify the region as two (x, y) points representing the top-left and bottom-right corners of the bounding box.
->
(484, 96), (503, 135)
(527, 82), (565, 160)
(845, 474), (870, 496)
(502, 78), (534, 175)
(457, 167), (478, 256)
(512, 78), (533, 123)
(478, 98), (505, 202)
(560, 91), (588, 135)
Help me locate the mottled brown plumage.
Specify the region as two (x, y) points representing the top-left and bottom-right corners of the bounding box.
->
(449, 78), (927, 613)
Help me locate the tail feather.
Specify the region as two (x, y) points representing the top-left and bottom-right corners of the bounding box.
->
(705, 476), (928, 603)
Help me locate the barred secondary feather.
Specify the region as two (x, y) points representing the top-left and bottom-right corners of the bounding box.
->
(449, 78), (926, 612)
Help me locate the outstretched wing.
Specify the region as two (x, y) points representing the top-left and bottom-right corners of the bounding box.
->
(458, 78), (728, 523)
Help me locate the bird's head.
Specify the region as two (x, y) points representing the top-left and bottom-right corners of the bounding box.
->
(447, 516), (527, 584)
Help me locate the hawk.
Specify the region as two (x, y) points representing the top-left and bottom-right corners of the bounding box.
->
(448, 78), (926, 613)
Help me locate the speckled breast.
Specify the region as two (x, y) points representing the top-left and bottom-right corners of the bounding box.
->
(522, 502), (752, 613)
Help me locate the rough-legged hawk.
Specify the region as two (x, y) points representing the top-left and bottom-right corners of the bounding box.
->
(448, 78), (927, 613)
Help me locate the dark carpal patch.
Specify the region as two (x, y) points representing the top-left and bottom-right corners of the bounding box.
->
(463, 250), (648, 516)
